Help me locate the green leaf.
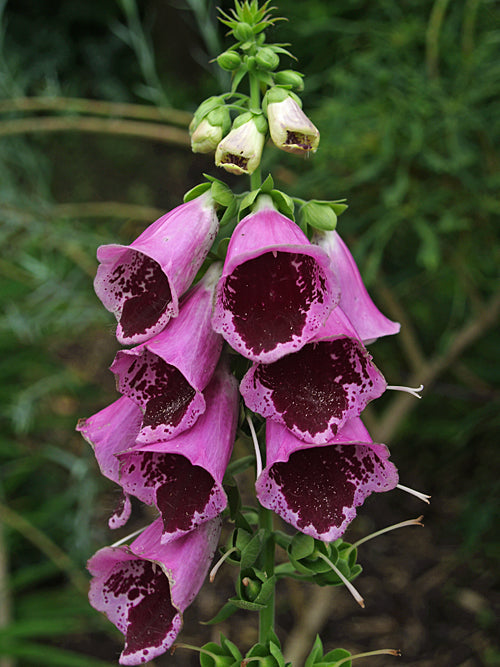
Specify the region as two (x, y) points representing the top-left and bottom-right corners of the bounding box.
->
(226, 454), (255, 477)
(229, 596), (267, 611)
(201, 601), (239, 625)
(305, 635), (324, 667)
(183, 181), (211, 202)
(211, 181), (234, 207)
(240, 529), (265, 569)
(216, 237), (231, 259)
(289, 532), (315, 560)
(238, 189), (260, 218)
(219, 198), (239, 227)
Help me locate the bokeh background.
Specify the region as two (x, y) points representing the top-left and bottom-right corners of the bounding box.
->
(0, 0), (498, 665)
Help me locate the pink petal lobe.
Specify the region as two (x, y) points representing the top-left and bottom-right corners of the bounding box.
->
(314, 230), (400, 343)
(241, 309), (386, 444)
(256, 420), (398, 541)
(212, 197), (340, 362)
(117, 358), (238, 543)
(87, 518), (221, 665)
(94, 193), (219, 345)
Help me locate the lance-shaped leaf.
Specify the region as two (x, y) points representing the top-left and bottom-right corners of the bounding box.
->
(241, 307), (386, 444)
(94, 192), (219, 345)
(110, 264), (223, 444)
(116, 358), (239, 544)
(314, 230), (400, 343)
(256, 419), (399, 541)
(87, 517), (221, 666)
(212, 195), (340, 363)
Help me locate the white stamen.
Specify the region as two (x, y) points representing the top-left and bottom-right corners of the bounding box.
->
(386, 383), (424, 399)
(111, 525), (148, 548)
(397, 483), (431, 504)
(316, 552), (365, 608)
(246, 413), (262, 479)
(350, 516), (424, 551)
(209, 547), (237, 582)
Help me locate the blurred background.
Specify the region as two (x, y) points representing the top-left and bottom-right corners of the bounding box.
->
(0, 0), (498, 665)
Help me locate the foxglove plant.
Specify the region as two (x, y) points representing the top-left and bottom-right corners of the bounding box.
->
(79, 2), (428, 664)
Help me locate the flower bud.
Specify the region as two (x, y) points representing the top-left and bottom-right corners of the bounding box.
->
(217, 50), (242, 71)
(190, 101), (231, 154)
(233, 21), (254, 42)
(274, 69), (304, 92)
(193, 110), (231, 154)
(264, 87), (320, 155)
(215, 112), (267, 176)
(255, 46), (280, 70)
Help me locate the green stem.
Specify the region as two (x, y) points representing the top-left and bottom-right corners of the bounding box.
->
(249, 73), (262, 191)
(258, 503), (275, 644)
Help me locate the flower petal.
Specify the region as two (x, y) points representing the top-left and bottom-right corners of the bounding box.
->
(241, 308), (386, 443)
(94, 193), (219, 345)
(111, 265), (223, 444)
(212, 197), (339, 363)
(87, 517), (221, 665)
(256, 420), (399, 541)
(117, 358), (239, 543)
(314, 230), (400, 343)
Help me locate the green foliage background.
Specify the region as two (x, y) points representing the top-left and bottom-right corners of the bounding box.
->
(0, 0), (498, 665)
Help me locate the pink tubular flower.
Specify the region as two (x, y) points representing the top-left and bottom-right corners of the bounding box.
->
(256, 419), (399, 542)
(240, 307), (387, 444)
(110, 264), (224, 444)
(94, 192), (219, 345)
(88, 517), (221, 666)
(116, 358), (239, 544)
(76, 396), (143, 529)
(313, 230), (400, 343)
(212, 196), (340, 363)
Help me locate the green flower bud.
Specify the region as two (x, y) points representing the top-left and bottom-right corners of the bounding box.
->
(255, 46), (280, 71)
(300, 201), (338, 231)
(233, 22), (254, 42)
(217, 50), (242, 71)
(190, 105), (231, 154)
(274, 69), (304, 91)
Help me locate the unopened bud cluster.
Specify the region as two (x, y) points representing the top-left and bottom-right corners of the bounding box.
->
(188, 1), (319, 175)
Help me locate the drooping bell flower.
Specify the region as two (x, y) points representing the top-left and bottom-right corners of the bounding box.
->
(256, 419), (398, 542)
(212, 195), (340, 363)
(76, 396), (143, 529)
(240, 307), (386, 444)
(264, 87), (320, 155)
(215, 111), (267, 175)
(116, 357), (239, 544)
(88, 517), (221, 666)
(110, 263), (224, 444)
(314, 229), (400, 343)
(94, 192), (219, 345)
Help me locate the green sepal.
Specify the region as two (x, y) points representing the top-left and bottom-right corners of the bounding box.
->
(183, 182), (212, 203)
(304, 635), (325, 667)
(228, 597), (267, 611)
(289, 532), (315, 560)
(211, 181), (234, 207)
(260, 173), (274, 192)
(219, 197), (239, 227)
(300, 201), (338, 232)
(201, 601), (239, 626)
(216, 237), (231, 260)
(199, 635), (243, 667)
(238, 189), (260, 219)
(240, 529), (266, 569)
(231, 66), (249, 93)
(225, 454), (255, 477)
(270, 189), (295, 220)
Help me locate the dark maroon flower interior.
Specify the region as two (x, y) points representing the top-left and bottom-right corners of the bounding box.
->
(109, 252), (172, 339)
(269, 444), (374, 534)
(105, 559), (176, 658)
(256, 338), (375, 437)
(122, 355), (196, 432)
(127, 452), (216, 534)
(222, 251), (326, 356)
